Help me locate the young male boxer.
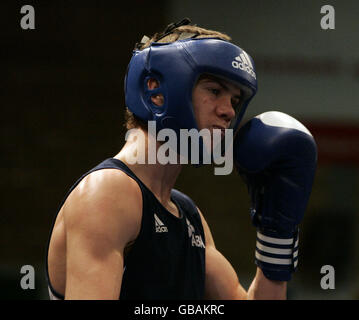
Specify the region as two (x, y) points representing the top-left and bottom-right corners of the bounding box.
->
(46, 19), (317, 300)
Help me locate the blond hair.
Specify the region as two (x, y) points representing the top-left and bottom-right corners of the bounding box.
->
(137, 25), (231, 50)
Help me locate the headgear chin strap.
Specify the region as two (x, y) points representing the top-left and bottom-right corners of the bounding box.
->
(124, 37), (258, 164)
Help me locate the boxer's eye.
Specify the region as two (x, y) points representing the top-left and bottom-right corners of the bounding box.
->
(209, 88), (221, 96)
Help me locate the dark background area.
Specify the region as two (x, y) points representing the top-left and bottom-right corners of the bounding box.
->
(2, 0), (168, 299)
(2, 1), (359, 299)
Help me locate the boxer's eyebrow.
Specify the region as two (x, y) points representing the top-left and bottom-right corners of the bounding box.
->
(200, 77), (227, 90)
(200, 75), (241, 98)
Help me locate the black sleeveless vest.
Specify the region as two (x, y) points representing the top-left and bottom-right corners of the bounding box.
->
(46, 158), (206, 300)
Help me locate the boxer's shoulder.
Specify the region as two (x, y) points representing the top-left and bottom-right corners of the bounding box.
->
(62, 168), (142, 239)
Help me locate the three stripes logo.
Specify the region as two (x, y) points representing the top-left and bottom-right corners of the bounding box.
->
(154, 213), (168, 233)
(232, 51), (257, 80)
(255, 231), (299, 269)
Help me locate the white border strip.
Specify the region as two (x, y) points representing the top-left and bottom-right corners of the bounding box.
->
(257, 232), (293, 245)
(256, 242), (293, 255)
(255, 252), (292, 265)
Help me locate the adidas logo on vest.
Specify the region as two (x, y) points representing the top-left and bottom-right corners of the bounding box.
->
(154, 214), (168, 233)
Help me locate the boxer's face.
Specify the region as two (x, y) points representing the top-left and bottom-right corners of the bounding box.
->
(192, 75), (241, 135)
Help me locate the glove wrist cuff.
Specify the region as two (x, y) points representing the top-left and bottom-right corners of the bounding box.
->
(255, 230), (299, 281)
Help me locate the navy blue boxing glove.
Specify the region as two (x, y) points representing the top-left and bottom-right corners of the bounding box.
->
(234, 111), (317, 281)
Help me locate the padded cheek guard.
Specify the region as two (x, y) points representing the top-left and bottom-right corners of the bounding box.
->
(124, 38), (258, 136)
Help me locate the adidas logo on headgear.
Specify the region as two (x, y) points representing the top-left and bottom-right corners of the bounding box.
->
(232, 52), (257, 79)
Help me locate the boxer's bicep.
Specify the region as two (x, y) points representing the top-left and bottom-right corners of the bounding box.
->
(64, 169), (142, 299)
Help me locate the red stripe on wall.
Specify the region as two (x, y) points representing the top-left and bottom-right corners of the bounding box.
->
(306, 122), (359, 166)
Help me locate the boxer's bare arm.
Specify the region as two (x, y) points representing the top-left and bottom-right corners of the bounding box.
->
(63, 169), (142, 299)
(198, 209), (247, 299)
(198, 209), (287, 300)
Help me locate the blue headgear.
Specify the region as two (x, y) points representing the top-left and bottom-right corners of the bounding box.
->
(124, 37), (258, 161)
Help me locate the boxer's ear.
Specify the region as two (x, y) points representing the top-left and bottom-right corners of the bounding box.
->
(147, 78), (164, 107)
